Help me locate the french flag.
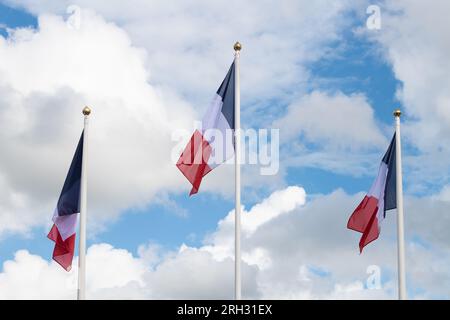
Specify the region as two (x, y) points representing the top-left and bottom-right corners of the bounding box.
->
(47, 132), (83, 271)
(347, 134), (397, 252)
(177, 62), (235, 195)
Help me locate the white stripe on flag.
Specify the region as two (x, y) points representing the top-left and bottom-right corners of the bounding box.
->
(367, 162), (388, 226)
(52, 209), (78, 241)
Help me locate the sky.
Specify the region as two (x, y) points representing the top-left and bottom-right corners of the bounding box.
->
(0, 0), (449, 299)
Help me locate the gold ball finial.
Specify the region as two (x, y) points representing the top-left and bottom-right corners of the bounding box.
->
(393, 109), (402, 117)
(234, 41), (242, 51)
(82, 106), (91, 116)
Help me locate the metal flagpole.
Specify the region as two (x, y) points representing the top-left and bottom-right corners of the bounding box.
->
(234, 41), (242, 300)
(77, 106), (91, 300)
(394, 109), (407, 300)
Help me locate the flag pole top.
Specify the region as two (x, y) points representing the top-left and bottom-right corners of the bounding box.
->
(82, 106), (91, 116)
(234, 41), (242, 52)
(393, 109), (402, 118)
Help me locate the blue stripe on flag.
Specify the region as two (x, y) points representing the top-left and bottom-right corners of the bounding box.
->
(382, 133), (397, 216)
(56, 132), (83, 216)
(216, 62), (235, 130)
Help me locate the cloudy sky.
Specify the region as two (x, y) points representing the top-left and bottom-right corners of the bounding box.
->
(0, 0), (449, 299)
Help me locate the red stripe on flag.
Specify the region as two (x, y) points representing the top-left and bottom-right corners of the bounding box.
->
(347, 195), (380, 253)
(176, 130), (212, 195)
(47, 224), (76, 272)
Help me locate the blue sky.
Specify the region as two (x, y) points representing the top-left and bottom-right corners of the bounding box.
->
(0, 1), (449, 299)
(0, 2), (35, 36)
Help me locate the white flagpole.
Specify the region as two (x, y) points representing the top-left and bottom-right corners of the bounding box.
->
(234, 41), (242, 300)
(77, 106), (91, 300)
(394, 109), (407, 300)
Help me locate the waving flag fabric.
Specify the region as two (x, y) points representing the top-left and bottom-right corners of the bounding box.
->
(347, 133), (397, 252)
(177, 62), (235, 195)
(47, 132), (84, 271)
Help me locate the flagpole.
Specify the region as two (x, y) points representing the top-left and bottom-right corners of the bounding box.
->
(77, 106), (91, 300)
(234, 41), (242, 300)
(394, 109), (407, 300)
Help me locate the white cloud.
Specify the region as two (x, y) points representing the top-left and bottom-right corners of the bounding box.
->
(0, 11), (199, 236)
(4, 1), (354, 118)
(273, 91), (388, 176)
(364, 0), (450, 188)
(274, 91), (386, 149)
(435, 185), (450, 202)
(3, 185), (450, 299)
(0, 249), (72, 299)
(0, 244), (149, 299)
(85, 244), (146, 290)
(202, 186), (306, 262)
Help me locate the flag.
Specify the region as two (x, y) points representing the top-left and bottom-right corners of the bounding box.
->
(47, 132), (84, 271)
(347, 133), (397, 252)
(177, 62), (235, 195)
